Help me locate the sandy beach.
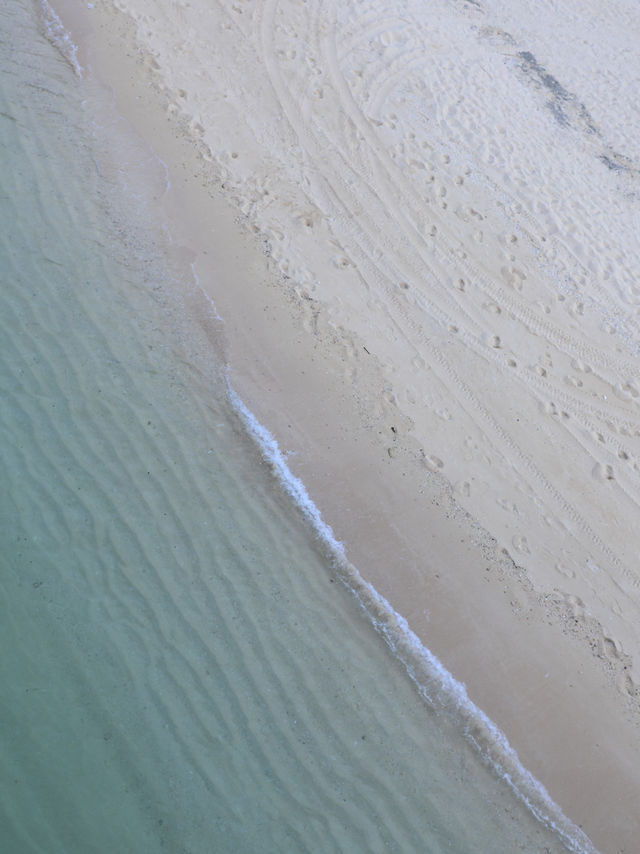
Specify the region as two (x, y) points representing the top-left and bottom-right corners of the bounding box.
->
(53, 0), (640, 850)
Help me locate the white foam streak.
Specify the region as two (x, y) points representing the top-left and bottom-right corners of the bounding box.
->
(39, 0), (83, 78)
(227, 384), (346, 560)
(227, 381), (600, 854)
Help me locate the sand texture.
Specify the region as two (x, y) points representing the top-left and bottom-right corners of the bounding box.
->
(57, 0), (640, 850)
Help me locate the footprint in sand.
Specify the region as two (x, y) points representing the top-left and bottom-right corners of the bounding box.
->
(617, 673), (637, 697)
(617, 380), (639, 399)
(456, 480), (471, 498)
(332, 255), (352, 269)
(483, 301), (501, 315)
(601, 636), (621, 660)
(555, 561), (577, 579)
(423, 454), (444, 472)
(511, 535), (530, 554)
(502, 265), (527, 291)
(592, 462), (615, 481)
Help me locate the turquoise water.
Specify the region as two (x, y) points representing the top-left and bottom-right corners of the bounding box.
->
(0, 1), (593, 852)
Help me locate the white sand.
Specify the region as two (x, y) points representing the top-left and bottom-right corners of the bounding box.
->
(57, 0), (640, 850)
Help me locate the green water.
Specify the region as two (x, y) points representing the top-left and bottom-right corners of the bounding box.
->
(0, 1), (590, 852)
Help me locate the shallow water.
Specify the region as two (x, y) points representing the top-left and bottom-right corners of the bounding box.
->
(0, 1), (592, 851)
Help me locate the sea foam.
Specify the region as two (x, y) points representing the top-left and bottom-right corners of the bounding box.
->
(38, 0), (83, 77)
(227, 381), (600, 854)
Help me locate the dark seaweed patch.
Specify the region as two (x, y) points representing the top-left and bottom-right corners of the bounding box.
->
(517, 50), (598, 136)
(518, 51), (570, 103)
(495, 46), (639, 183)
(546, 101), (570, 128)
(600, 154), (626, 173)
(599, 151), (638, 176)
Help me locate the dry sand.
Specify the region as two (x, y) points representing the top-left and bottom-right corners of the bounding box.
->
(54, 0), (640, 850)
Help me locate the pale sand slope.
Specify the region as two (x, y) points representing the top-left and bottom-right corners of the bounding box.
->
(58, 0), (640, 850)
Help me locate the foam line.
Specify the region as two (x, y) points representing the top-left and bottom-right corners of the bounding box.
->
(38, 0), (83, 77)
(227, 380), (600, 854)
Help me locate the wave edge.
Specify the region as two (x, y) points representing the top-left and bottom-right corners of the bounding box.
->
(227, 380), (599, 854)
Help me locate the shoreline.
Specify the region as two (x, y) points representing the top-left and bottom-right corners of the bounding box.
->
(52, 0), (640, 851)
